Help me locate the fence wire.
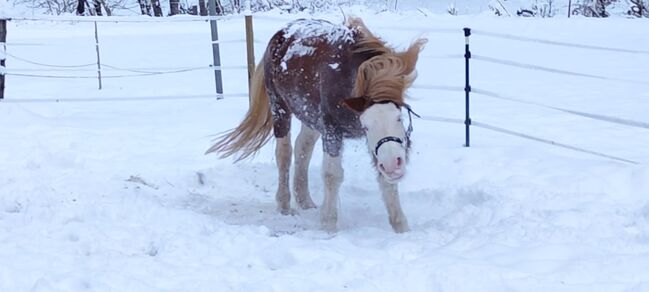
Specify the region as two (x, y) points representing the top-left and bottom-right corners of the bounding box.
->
(411, 84), (464, 92)
(473, 55), (649, 86)
(472, 88), (649, 131)
(8, 15), (229, 23)
(420, 53), (464, 59)
(0, 93), (248, 103)
(6, 51), (96, 68)
(4, 51), (248, 78)
(372, 25), (459, 34)
(417, 114), (639, 165)
(472, 120), (639, 165)
(472, 29), (649, 55)
(7, 67), (206, 78)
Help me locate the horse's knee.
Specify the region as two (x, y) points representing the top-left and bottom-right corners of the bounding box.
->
(323, 166), (343, 180)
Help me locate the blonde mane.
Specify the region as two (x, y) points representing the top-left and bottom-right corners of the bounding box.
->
(346, 17), (427, 106)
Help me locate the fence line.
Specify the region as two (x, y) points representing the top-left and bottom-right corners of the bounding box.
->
(3, 15), (646, 162)
(7, 15), (230, 23)
(0, 93), (248, 103)
(472, 88), (649, 130)
(420, 53), (464, 59)
(473, 55), (649, 86)
(3, 42), (58, 46)
(411, 84), (464, 92)
(4, 39), (248, 48)
(413, 84), (649, 131)
(101, 64), (247, 73)
(6, 51), (96, 68)
(471, 121), (639, 164)
(372, 25), (459, 34)
(415, 114), (639, 164)
(250, 14), (460, 34)
(472, 29), (649, 55)
(5, 63), (247, 78)
(419, 115), (464, 125)
(7, 65), (238, 72)
(247, 14), (294, 23)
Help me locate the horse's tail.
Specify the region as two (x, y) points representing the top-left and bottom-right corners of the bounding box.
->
(205, 61), (273, 161)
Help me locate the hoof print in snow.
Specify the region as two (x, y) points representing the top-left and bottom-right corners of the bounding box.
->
(279, 208), (299, 216)
(4, 202), (23, 213)
(126, 175), (159, 190)
(196, 172), (205, 185)
(145, 243), (159, 257)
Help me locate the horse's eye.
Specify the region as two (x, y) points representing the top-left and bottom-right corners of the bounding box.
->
(397, 117), (402, 122)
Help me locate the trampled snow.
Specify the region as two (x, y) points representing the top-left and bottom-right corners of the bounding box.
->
(1, 10), (649, 291)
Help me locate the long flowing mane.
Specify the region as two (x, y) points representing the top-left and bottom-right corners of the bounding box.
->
(346, 17), (427, 106)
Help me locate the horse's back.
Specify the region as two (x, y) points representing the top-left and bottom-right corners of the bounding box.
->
(265, 20), (359, 122)
(265, 19), (355, 78)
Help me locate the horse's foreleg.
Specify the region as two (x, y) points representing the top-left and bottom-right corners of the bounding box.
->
(275, 133), (292, 215)
(378, 176), (409, 233)
(293, 123), (320, 210)
(321, 152), (343, 232)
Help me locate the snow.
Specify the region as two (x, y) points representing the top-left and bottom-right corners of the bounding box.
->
(281, 43), (316, 70)
(1, 9), (649, 291)
(283, 18), (354, 44)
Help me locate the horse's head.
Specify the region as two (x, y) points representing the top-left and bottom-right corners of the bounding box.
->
(344, 97), (417, 184)
(345, 37), (426, 184)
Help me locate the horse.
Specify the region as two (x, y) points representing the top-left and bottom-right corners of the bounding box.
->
(206, 17), (426, 233)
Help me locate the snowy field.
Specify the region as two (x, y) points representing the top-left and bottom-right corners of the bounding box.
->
(2, 10), (649, 291)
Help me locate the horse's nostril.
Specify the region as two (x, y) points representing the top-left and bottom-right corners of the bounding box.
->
(379, 163), (386, 171)
(397, 157), (403, 167)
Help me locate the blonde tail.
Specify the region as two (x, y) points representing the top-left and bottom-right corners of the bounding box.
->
(205, 61), (273, 161)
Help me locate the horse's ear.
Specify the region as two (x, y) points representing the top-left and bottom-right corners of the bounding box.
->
(343, 96), (370, 113)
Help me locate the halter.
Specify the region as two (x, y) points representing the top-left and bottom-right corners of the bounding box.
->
(374, 104), (420, 156)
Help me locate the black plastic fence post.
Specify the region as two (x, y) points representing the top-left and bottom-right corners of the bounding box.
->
(463, 27), (472, 147)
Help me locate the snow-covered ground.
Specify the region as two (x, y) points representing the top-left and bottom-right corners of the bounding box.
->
(1, 10), (649, 291)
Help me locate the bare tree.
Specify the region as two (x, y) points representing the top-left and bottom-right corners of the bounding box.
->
(199, 0), (207, 15)
(151, 0), (163, 16)
(19, 0), (121, 15)
(629, 0), (648, 17)
(230, 0), (241, 13)
(138, 0), (152, 15)
(169, 0), (180, 15)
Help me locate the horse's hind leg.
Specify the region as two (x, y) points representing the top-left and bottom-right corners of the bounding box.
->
(293, 123), (319, 209)
(378, 176), (409, 233)
(272, 100), (293, 215)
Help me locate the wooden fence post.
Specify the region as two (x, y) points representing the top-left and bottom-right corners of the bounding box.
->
(94, 21), (103, 90)
(245, 14), (255, 103)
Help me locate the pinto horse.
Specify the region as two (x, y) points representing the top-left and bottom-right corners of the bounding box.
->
(206, 17), (426, 233)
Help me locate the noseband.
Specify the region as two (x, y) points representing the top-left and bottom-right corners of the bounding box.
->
(374, 104), (420, 156)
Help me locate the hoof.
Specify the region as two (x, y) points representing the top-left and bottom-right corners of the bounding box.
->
(297, 199), (317, 210)
(279, 207), (298, 216)
(390, 217), (410, 233)
(320, 213), (337, 233)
